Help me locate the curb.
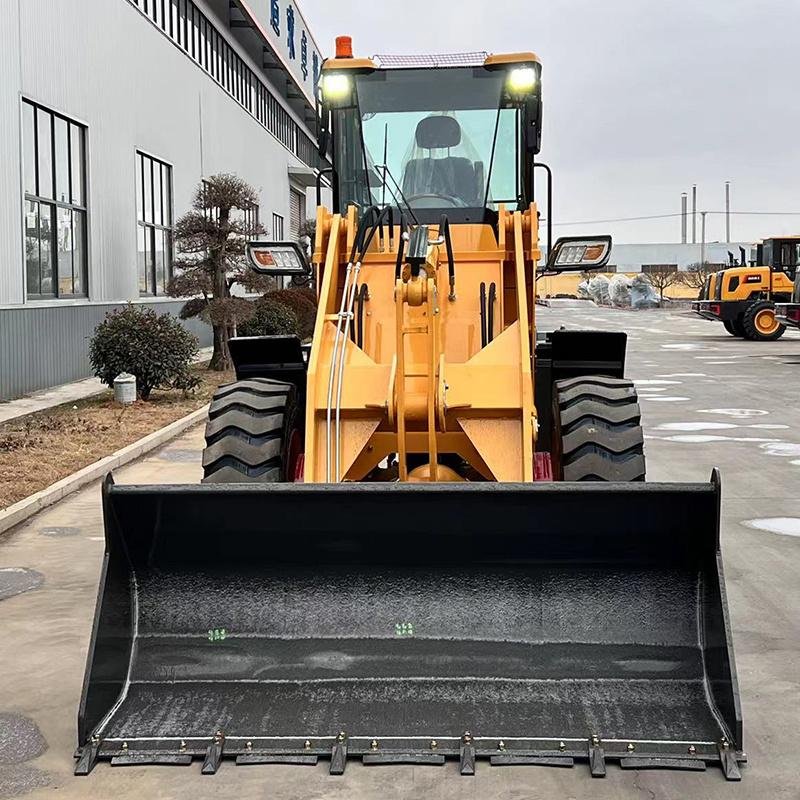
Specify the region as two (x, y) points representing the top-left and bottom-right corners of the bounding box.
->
(0, 404), (210, 537)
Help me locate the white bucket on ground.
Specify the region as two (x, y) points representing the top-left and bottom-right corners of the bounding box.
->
(113, 373), (137, 405)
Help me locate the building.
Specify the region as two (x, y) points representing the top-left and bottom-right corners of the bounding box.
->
(603, 242), (755, 274)
(0, 0), (324, 401)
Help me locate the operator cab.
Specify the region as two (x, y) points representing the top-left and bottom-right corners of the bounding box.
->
(760, 237), (800, 280)
(318, 54), (542, 224)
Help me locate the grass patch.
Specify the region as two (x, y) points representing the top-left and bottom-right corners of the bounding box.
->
(0, 366), (233, 510)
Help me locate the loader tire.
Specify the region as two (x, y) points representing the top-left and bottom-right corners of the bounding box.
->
(552, 376), (645, 482)
(742, 301), (786, 341)
(723, 320), (739, 336)
(730, 316), (747, 337)
(202, 378), (300, 484)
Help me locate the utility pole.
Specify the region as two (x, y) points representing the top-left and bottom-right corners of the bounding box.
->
(725, 181), (731, 243)
(681, 193), (688, 243)
(700, 211), (707, 267)
(692, 184), (697, 244)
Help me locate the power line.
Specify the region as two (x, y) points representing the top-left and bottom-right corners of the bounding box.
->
(540, 210), (800, 227)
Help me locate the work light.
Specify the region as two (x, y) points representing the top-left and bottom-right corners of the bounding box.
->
(320, 73), (352, 102)
(507, 66), (537, 94)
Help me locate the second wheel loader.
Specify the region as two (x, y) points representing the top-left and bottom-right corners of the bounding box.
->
(693, 237), (799, 340)
(76, 40), (743, 782)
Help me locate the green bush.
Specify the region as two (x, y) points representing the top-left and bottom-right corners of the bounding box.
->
(89, 304), (200, 400)
(238, 299), (299, 337)
(266, 289), (317, 339)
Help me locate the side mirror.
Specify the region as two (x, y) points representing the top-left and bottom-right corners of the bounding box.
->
(545, 235), (612, 272)
(247, 241), (311, 278)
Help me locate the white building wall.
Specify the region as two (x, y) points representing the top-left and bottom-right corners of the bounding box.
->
(1, 0), (318, 308)
(0, 1), (23, 305)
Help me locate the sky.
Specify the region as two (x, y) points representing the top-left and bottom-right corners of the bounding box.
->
(302, 0), (800, 244)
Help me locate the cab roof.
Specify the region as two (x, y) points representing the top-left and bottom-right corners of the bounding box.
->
(323, 51), (540, 72)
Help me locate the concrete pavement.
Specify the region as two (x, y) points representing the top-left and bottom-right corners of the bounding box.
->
(1, 308), (799, 799)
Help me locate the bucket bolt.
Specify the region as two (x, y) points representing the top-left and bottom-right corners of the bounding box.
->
(497, 740), (505, 751)
(430, 740), (438, 750)
(245, 741), (252, 751)
(337, 731), (347, 742)
(627, 743), (635, 753)
(91, 734), (100, 745)
(370, 740), (379, 751)
(688, 745), (697, 755)
(180, 740), (187, 752)
(121, 742), (128, 751)
(590, 734), (600, 747)
(304, 740), (312, 750)
(558, 741), (566, 752)
(721, 738), (730, 749)
(463, 731), (473, 743)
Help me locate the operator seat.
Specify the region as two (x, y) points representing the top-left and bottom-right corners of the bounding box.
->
(401, 116), (484, 206)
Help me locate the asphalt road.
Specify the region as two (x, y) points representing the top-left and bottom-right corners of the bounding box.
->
(1, 306), (799, 800)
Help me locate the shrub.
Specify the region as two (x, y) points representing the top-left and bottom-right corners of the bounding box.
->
(238, 298), (299, 337)
(266, 289), (317, 339)
(89, 304), (200, 400)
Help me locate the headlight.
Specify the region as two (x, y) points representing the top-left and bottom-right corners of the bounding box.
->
(507, 66), (537, 95)
(320, 73), (352, 102)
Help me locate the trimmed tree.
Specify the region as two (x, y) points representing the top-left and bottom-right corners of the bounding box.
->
(168, 174), (271, 371)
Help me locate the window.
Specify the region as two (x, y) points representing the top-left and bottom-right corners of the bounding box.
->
(335, 68), (523, 213)
(642, 264), (678, 274)
(289, 189), (305, 241)
(272, 213), (285, 240)
(242, 201), (260, 238)
(23, 100), (87, 298)
(136, 152), (173, 295)
(201, 179), (220, 223)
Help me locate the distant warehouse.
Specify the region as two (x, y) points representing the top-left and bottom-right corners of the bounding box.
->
(603, 242), (755, 273)
(0, 0), (324, 401)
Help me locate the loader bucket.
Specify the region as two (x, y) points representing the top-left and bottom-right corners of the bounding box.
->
(77, 473), (743, 780)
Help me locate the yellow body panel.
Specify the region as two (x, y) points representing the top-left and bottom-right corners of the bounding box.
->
(718, 266), (794, 300)
(305, 205), (541, 484)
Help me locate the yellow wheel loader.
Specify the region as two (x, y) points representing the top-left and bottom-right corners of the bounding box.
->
(76, 40), (744, 782)
(693, 238), (799, 340)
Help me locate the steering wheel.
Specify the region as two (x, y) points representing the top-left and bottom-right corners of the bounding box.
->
(405, 193), (466, 208)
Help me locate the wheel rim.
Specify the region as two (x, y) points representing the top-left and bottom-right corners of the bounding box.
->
(754, 308), (779, 335)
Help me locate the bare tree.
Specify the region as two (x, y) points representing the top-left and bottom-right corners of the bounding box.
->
(680, 262), (717, 294)
(642, 266), (683, 305)
(168, 174), (271, 371)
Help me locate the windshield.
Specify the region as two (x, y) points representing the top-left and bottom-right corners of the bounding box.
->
(333, 67), (522, 217)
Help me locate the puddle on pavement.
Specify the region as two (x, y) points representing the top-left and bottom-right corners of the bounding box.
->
(697, 408), (769, 418)
(760, 443), (800, 458)
(654, 422), (737, 431)
(639, 396), (691, 402)
(658, 434), (780, 444)
(743, 518), (800, 538)
(0, 713), (48, 764)
(39, 526), (81, 537)
(0, 569), (44, 601)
